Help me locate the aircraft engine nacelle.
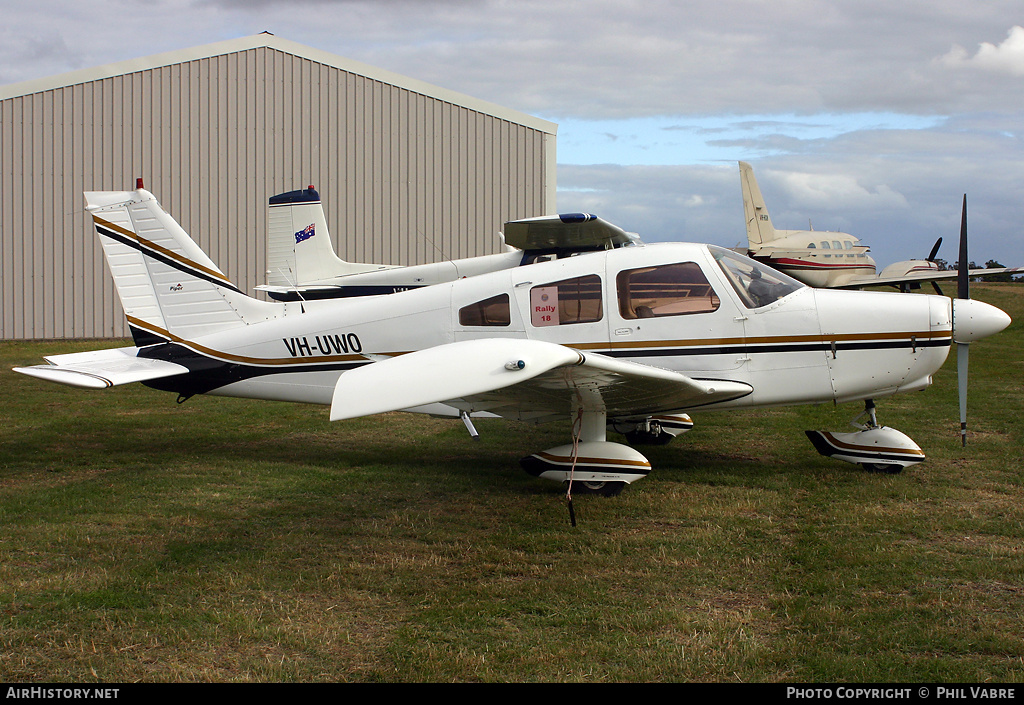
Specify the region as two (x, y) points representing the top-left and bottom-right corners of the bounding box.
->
(878, 259), (939, 281)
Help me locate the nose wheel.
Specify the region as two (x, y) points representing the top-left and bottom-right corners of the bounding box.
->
(806, 399), (925, 473)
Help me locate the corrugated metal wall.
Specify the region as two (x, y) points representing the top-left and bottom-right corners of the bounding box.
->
(0, 45), (553, 339)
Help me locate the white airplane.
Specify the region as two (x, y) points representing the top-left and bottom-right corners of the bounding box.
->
(256, 185), (638, 301)
(13, 185), (1011, 499)
(739, 161), (1021, 290)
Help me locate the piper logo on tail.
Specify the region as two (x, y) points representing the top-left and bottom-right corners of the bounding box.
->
(295, 223), (316, 244)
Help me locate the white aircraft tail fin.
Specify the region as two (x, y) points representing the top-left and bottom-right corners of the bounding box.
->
(265, 187), (394, 287)
(87, 184), (275, 345)
(739, 161), (779, 246)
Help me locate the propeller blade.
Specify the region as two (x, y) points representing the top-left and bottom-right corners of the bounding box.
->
(956, 195), (969, 445)
(957, 195), (969, 300)
(958, 343), (969, 447)
(927, 236), (942, 262)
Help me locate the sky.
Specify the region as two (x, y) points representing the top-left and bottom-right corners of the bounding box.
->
(2, 0), (1023, 269)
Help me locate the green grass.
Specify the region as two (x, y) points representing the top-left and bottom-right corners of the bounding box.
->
(1, 284), (1023, 682)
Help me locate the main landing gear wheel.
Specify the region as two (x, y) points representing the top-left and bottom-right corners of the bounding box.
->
(624, 428), (674, 446)
(521, 441), (651, 493)
(860, 462), (904, 474)
(617, 414), (693, 447)
(568, 480), (626, 497)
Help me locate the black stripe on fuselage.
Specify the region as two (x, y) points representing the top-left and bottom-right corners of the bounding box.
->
(137, 336), (951, 399)
(602, 337), (950, 359)
(136, 342), (370, 396)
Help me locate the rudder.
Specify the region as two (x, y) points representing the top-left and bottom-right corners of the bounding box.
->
(265, 186), (395, 288)
(739, 161), (779, 246)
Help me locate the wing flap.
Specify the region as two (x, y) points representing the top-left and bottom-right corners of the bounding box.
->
(13, 347), (189, 389)
(329, 338), (752, 422)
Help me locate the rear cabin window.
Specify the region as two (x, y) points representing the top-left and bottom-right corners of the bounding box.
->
(530, 275), (603, 327)
(616, 262), (721, 319)
(459, 293), (511, 327)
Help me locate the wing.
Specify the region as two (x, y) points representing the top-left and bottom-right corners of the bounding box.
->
(502, 213), (638, 251)
(13, 346), (189, 389)
(838, 266), (1024, 289)
(330, 338), (752, 422)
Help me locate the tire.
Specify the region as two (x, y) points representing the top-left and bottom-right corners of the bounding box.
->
(861, 462), (903, 474)
(624, 429), (674, 446)
(569, 480), (626, 497)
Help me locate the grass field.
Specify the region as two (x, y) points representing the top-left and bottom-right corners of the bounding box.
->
(1, 284), (1022, 682)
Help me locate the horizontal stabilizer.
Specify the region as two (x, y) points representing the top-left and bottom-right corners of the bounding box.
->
(13, 347), (189, 389)
(330, 338), (753, 422)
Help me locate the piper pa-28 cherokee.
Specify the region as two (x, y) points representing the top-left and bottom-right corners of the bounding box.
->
(14, 184), (1011, 497)
(740, 161), (1022, 291)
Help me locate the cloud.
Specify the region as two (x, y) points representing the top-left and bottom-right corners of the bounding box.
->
(772, 171), (909, 211)
(939, 25), (1024, 76)
(1, 1), (1021, 270)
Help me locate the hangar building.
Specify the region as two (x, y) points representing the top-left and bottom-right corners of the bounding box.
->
(0, 33), (557, 339)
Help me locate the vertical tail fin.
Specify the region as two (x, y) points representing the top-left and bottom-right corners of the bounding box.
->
(87, 186), (275, 344)
(265, 186), (395, 287)
(739, 161), (779, 246)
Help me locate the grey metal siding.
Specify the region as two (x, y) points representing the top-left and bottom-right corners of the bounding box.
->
(1, 45), (553, 339)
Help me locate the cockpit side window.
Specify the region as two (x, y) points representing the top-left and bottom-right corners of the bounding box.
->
(616, 262), (720, 319)
(530, 275), (603, 327)
(459, 293), (511, 327)
(710, 246), (804, 309)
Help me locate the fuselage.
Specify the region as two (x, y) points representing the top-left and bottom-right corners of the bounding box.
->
(747, 230), (878, 288)
(144, 242), (953, 419)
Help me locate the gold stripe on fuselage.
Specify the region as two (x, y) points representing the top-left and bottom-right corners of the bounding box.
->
(128, 314), (950, 370)
(127, 316), (367, 367)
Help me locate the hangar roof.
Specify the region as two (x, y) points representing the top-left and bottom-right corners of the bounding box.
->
(0, 32), (557, 136)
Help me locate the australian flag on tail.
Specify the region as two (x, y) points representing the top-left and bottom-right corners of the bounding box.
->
(294, 223), (316, 244)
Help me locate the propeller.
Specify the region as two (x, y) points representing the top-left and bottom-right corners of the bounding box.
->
(956, 196), (969, 446)
(949, 195), (1010, 446)
(927, 236), (944, 295)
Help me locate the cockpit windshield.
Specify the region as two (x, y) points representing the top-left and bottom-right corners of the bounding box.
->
(709, 246), (805, 308)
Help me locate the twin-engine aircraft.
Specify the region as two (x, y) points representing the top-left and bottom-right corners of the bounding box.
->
(740, 161), (1021, 290)
(14, 185), (1011, 496)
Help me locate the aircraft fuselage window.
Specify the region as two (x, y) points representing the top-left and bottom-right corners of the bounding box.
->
(844, 241), (853, 250)
(459, 293), (511, 326)
(710, 246), (804, 309)
(530, 275), (603, 327)
(833, 241), (842, 250)
(820, 241), (831, 249)
(807, 242), (816, 248)
(616, 262), (720, 319)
